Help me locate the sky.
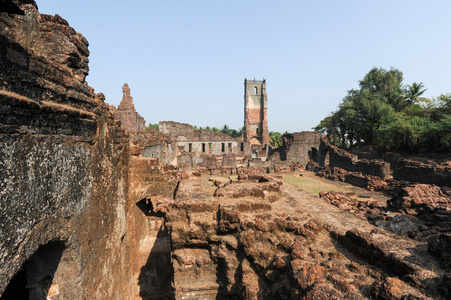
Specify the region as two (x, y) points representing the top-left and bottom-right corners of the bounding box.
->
(36, 0), (451, 133)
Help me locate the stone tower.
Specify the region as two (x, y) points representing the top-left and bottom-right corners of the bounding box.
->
(113, 83), (146, 132)
(244, 78), (270, 146)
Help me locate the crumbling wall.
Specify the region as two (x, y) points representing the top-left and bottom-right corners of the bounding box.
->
(155, 121), (249, 168)
(393, 159), (451, 187)
(318, 138), (390, 179)
(0, 2), (132, 298)
(276, 131), (321, 166)
(159, 121), (194, 140)
(127, 157), (177, 298)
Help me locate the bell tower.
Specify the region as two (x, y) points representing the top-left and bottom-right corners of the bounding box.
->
(243, 78), (269, 147)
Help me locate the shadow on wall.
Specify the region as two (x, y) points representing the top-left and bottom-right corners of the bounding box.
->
(1, 241), (65, 300)
(136, 199), (173, 299)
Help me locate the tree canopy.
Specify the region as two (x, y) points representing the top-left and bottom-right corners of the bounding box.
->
(314, 67), (451, 153)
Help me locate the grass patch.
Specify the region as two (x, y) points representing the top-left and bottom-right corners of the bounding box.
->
(282, 174), (351, 196)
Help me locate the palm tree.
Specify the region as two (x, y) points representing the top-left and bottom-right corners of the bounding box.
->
(221, 125), (230, 134)
(403, 82), (428, 112)
(269, 131), (283, 147)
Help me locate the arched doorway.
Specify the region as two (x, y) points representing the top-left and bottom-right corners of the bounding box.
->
(310, 147), (318, 162)
(1, 241), (65, 300)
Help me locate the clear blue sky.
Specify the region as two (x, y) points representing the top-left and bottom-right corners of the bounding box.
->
(36, 0), (451, 133)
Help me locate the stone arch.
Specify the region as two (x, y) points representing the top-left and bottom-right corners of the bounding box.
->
(1, 241), (66, 300)
(309, 147), (318, 162)
(318, 141), (330, 168)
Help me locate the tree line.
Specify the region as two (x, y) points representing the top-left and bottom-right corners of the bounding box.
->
(314, 67), (451, 153)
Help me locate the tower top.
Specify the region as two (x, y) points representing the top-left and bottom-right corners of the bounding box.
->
(244, 77), (265, 84)
(118, 83), (135, 111)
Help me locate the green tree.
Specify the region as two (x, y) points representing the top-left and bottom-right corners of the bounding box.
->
(358, 67), (404, 110)
(315, 67), (451, 153)
(221, 124), (230, 134)
(269, 131), (283, 147)
(402, 82), (429, 112)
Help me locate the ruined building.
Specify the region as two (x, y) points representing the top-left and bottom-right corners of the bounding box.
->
(119, 78), (272, 168)
(111, 83), (146, 132)
(243, 78), (270, 147)
(1, 1), (450, 299)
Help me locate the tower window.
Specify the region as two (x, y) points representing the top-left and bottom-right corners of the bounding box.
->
(188, 143), (192, 152)
(254, 87), (258, 94)
(221, 143), (225, 152)
(202, 143), (206, 152)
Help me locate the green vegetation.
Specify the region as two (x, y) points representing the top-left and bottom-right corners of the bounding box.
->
(314, 67), (451, 153)
(145, 123), (159, 131)
(269, 131), (283, 147)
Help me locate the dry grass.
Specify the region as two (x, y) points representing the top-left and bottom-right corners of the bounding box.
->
(282, 172), (391, 204)
(282, 174), (352, 196)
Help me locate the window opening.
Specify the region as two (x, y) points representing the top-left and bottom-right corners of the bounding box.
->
(188, 143), (192, 153)
(202, 143), (206, 153)
(254, 87), (258, 94)
(221, 143), (225, 152)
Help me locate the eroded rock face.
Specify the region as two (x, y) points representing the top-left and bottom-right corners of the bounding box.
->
(0, 0), (94, 110)
(0, 1), (134, 298)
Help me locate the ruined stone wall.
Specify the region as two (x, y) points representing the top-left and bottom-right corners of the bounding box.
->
(0, 2), (133, 298)
(160, 121), (243, 142)
(159, 121), (194, 139)
(166, 175), (286, 299)
(127, 157), (177, 298)
(275, 131), (321, 166)
(393, 159), (451, 187)
(349, 148), (451, 187)
(156, 121), (250, 167)
(318, 138), (390, 180)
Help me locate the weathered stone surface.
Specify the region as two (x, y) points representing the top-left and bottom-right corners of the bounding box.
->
(394, 158), (451, 187)
(0, 1), (94, 111)
(0, 2), (162, 298)
(317, 138), (390, 179)
(371, 277), (427, 300)
(271, 131), (321, 166)
(387, 184), (450, 212)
